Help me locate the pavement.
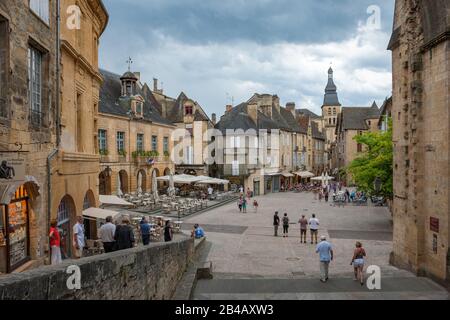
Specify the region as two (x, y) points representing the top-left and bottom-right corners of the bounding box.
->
(182, 192), (449, 300)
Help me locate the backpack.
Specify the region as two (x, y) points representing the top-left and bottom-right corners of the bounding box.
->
(283, 217), (289, 226)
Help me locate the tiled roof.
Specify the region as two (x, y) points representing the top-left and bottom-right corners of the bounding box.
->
(99, 69), (173, 126)
(340, 103), (380, 131)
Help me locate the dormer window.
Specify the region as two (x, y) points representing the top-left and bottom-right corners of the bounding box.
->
(185, 105), (193, 115)
(136, 101), (143, 115)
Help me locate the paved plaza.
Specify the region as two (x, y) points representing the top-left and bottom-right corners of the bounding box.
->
(183, 192), (449, 300)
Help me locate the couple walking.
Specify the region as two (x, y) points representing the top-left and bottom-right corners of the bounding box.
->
(315, 236), (367, 285)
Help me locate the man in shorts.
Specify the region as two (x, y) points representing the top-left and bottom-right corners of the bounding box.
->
(309, 214), (320, 244)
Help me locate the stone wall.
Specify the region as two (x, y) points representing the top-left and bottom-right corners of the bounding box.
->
(0, 237), (194, 300)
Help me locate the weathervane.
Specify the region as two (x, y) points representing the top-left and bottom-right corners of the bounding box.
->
(126, 57), (133, 71)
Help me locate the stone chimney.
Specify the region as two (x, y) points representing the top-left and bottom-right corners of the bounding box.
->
(211, 113), (217, 125)
(247, 103), (258, 124)
(153, 78), (158, 92)
(226, 105), (233, 113)
(286, 102), (296, 117)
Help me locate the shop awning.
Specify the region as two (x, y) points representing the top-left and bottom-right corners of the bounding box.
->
(196, 178), (230, 185)
(82, 207), (121, 221)
(266, 172), (281, 176)
(99, 195), (133, 206)
(157, 174), (204, 184)
(281, 172), (294, 178)
(294, 171), (315, 178)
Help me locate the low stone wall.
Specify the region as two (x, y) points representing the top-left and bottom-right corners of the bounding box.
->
(0, 236), (194, 300)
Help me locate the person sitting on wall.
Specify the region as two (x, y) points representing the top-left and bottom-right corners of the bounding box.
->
(191, 224), (205, 239)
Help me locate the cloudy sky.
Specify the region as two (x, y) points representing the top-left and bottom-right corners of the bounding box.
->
(99, 0), (394, 116)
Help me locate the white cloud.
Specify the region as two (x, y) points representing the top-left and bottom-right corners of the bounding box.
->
(101, 21), (392, 116)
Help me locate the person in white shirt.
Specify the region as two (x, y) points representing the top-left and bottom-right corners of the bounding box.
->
(73, 216), (85, 259)
(309, 214), (320, 244)
(207, 186), (213, 200)
(99, 216), (116, 253)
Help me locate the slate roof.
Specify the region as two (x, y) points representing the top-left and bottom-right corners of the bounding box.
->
(165, 92), (211, 123)
(215, 103), (281, 133)
(339, 103), (380, 131)
(280, 107), (302, 133)
(323, 67), (341, 106)
(311, 121), (325, 140)
(99, 69), (173, 126)
(297, 115), (310, 135)
(297, 109), (321, 119)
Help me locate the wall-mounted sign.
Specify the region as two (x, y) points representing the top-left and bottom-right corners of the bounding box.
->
(0, 154), (25, 186)
(430, 217), (439, 233)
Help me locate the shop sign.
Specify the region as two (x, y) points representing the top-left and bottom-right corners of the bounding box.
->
(0, 154), (25, 186)
(430, 217), (439, 233)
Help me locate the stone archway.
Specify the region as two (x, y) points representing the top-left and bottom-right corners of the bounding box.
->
(57, 195), (76, 259)
(119, 170), (129, 194)
(99, 170), (112, 195)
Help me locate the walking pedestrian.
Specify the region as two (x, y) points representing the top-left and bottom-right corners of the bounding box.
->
(49, 219), (62, 265)
(309, 214), (320, 244)
(140, 216), (151, 246)
(316, 235), (334, 283)
(282, 213), (290, 237)
(253, 199), (259, 213)
(72, 216), (85, 259)
(273, 212), (280, 237)
(164, 220), (173, 242)
(242, 197), (247, 213)
(99, 216), (116, 253)
(298, 215), (308, 244)
(114, 215), (135, 250)
(324, 191), (329, 202)
(238, 197), (243, 212)
(351, 241), (367, 286)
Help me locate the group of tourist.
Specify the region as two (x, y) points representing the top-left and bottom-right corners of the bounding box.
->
(48, 214), (180, 266)
(272, 211), (367, 285)
(237, 187), (259, 213)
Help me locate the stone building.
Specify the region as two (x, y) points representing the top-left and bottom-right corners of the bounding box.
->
(98, 69), (175, 197)
(0, 0), (57, 272)
(50, 0), (108, 258)
(335, 103), (380, 184)
(388, 0), (450, 282)
(297, 114), (326, 175)
(152, 85), (213, 176)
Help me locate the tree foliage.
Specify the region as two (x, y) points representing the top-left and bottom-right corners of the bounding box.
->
(347, 119), (393, 198)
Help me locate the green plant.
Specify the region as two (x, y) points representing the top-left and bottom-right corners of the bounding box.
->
(99, 149), (109, 156)
(118, 149), (127, 157)
(347, 118), (393, 198)
(164, 151), (170, 157)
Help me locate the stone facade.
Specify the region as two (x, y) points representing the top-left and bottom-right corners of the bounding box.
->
(152, 89), (214, 176)
(389, 0), (450, 282)
(0, 236), (194, 300)
(50, 0), (108, 258)
(97, 112), (175, 195)
(0, 0), (58, 272)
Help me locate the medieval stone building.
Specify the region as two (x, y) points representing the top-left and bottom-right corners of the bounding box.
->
(0, 0), (58, 272)
(388, 0), (450, 282)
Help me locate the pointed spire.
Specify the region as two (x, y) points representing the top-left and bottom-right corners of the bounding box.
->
(323, 67), (341, 107)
